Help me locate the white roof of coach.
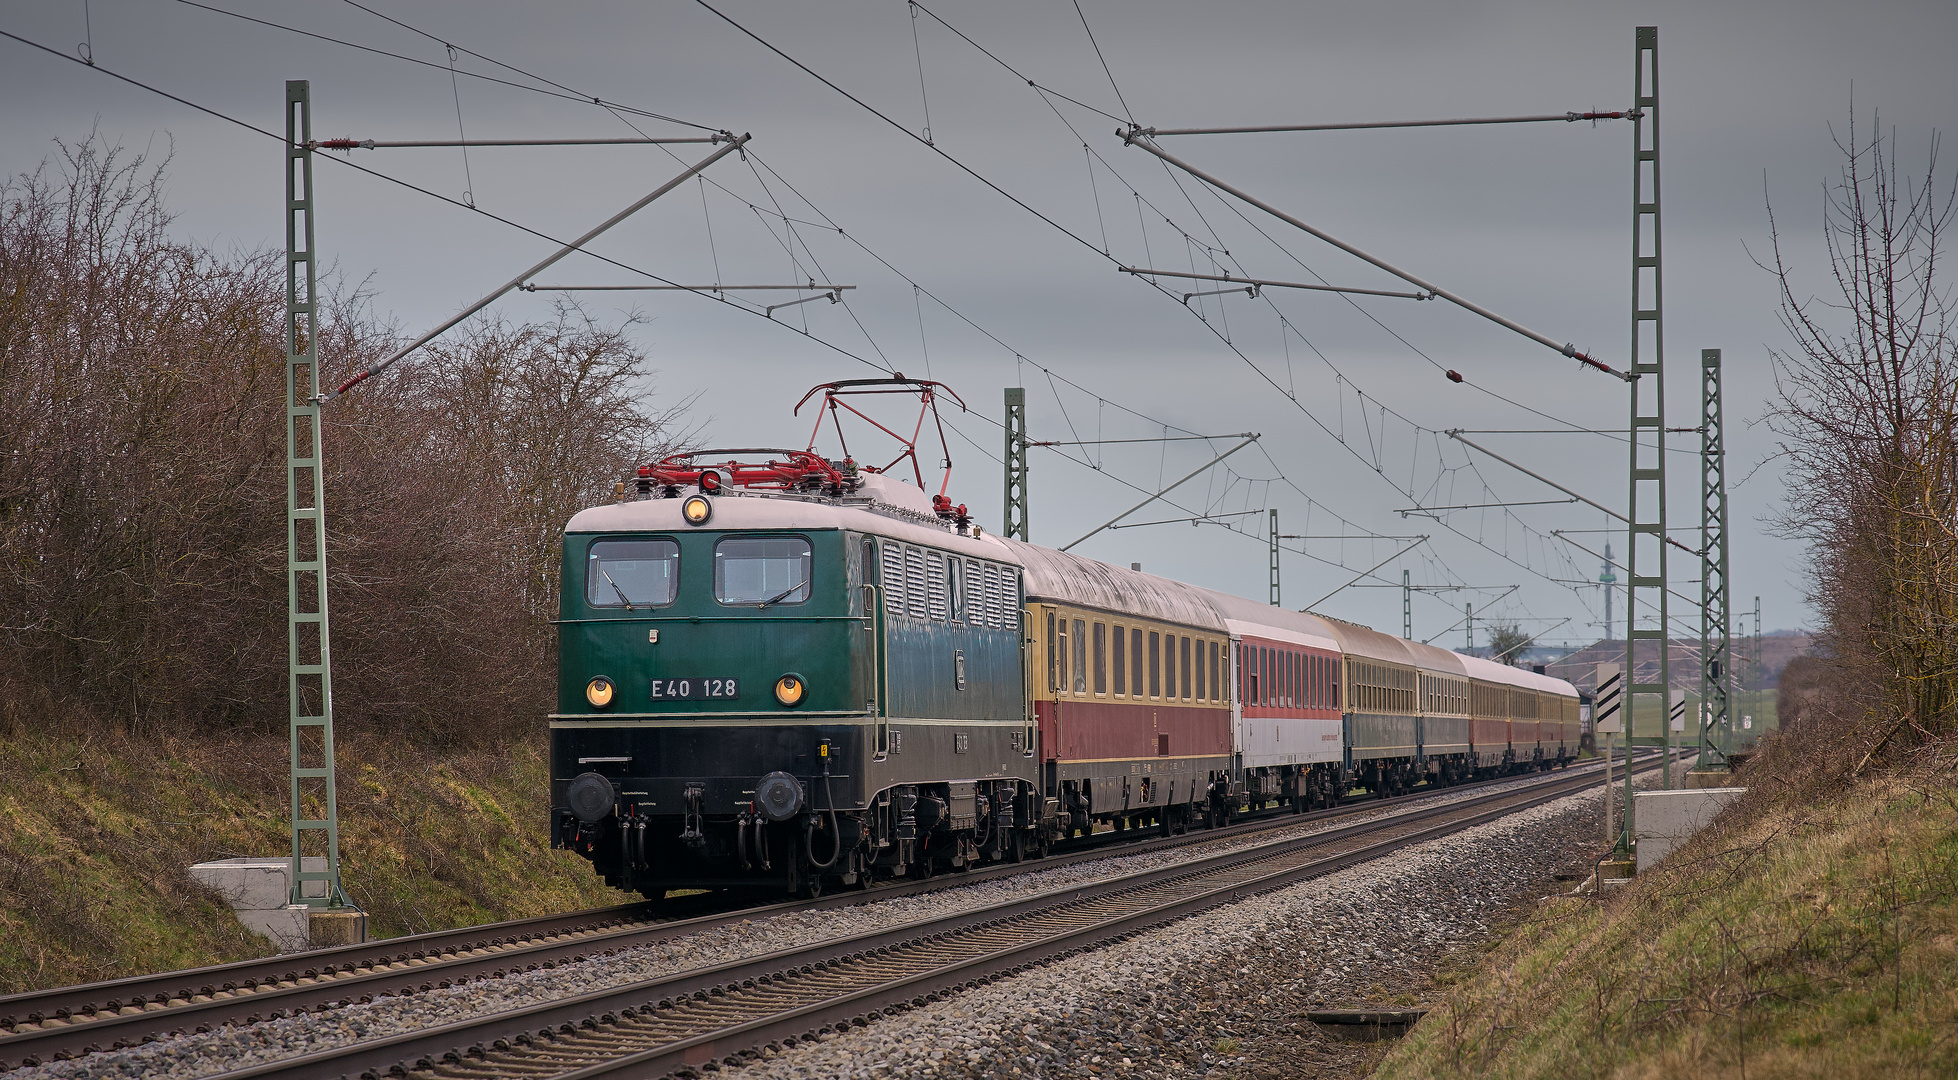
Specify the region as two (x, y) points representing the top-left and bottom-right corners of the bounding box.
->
(1457, 652), (1579, 697)
(1194, 587), (1341, 651)
(1002, 540), (1227, 630)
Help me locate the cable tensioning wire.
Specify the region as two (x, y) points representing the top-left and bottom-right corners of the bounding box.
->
(713, 2), (1660, 611)
(171, 0), (719, 131)
(41, 12), (1475, 594)
(0, 29), (901, 384)
(7, 21), (1440, 606)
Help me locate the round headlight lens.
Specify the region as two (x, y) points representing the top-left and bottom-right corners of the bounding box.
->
(774, 674), (806, 707)
(681, 494), (712, 525)
(585, 675), (615, 708)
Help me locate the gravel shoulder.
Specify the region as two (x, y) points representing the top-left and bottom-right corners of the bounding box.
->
(709, 774), (1651, 1080)
(5, 769), (1625, 1080)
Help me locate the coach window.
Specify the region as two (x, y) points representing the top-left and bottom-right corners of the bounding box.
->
(1049, 612), (1062, 692)
(1131, 628), (1145, 697)
(1148, 632), (1162, 698)
(1093, 622), (1108, 695)
(1193, 638), (1205, 700)
(1112, 625), (1127, 696)
(714, 537), (811, 606)
(1072, 619), (1088, 694)
(1180, 637), (1193, 701)
(1210, 641), (1221, 702)
(587, 538), (680, 609)
(1164, 634), (1177, 699)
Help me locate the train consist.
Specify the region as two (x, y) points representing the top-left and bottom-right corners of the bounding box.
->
(550, 381), (1579, 898)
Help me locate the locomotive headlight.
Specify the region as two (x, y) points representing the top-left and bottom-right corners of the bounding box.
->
(773, 673), (806, 707)
(585, 675), (616, 708)
(681, 494), (712, 525)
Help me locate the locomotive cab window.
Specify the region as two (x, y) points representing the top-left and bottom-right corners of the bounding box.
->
(713, 537), (812, 606)
(587, 538), (680, 608)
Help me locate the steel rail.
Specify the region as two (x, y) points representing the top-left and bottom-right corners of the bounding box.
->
(0, 754), (1649, 1068)
(205, 758), (1662, 1080)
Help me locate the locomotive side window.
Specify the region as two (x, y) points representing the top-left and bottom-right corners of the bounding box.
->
(1093, 622), (1107, 695)
(1072, 619), (1088, 694)
(587, 539), (679, 608)
(713, 537), (811, 606)
(1112, 625), (1127, 696)
(948, 558), (964, 621)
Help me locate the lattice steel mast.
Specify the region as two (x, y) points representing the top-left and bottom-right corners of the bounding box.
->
(285, 81), (349, 910)
(1269, 509), (1280, 605)
(1620, 26), (1671, 855)
(1004, 388), (1029, 541)
(1696, 349), (1732, 771)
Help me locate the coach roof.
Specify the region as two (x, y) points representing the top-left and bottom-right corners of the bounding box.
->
(1003, 540), (1227, 631)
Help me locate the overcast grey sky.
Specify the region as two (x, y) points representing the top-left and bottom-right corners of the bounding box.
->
(6, 0), (1955, 644)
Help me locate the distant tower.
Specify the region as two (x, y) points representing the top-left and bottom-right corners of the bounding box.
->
(1600, 541), (1617, 641)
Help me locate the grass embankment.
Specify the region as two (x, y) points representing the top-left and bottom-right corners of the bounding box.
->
(1376, 746), (1958, 1079)
(0, 729), (627, 995)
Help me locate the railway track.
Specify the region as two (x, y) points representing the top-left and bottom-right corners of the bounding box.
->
(0, 753), (1658, 1071)
(203, 757), (1657, 1080)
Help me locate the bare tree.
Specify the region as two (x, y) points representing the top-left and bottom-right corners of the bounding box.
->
(1766, 113), (1958, 766)
(0, 136), (690, 744)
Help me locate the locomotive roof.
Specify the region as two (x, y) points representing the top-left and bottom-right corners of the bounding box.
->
(1001, 539), (1228, 631)
(563, 486), (1017, 563)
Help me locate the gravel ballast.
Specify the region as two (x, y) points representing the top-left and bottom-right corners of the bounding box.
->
(5, 767), (1641, 1080)
(702, 777), (1646, 1080)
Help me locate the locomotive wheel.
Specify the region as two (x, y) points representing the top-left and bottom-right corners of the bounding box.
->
(1007, 827), (1026, 863)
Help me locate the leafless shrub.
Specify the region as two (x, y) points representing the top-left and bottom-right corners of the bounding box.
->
(1765, 112), (1958, 774)
(0, 135), (687, 744)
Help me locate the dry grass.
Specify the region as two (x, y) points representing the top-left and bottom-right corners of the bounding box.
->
(1374, 738), (1958, 1080)
(0, 725), (627, 995)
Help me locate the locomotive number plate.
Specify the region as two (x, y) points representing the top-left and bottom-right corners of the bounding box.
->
(650, 677), (740, 701)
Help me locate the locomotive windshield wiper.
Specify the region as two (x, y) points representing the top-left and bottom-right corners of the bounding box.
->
(600, 569), (635, 610)
(756, 581), (807, 608)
